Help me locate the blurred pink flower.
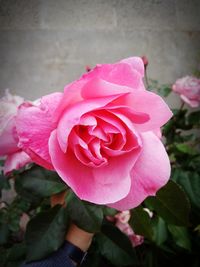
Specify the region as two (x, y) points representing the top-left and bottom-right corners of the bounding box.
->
(0, 90), (31, 175)
(115, 211), (144, 247)
(172, 76), (200, 108)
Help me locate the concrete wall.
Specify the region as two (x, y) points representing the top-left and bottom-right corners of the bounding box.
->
(0, 0), (200, 107)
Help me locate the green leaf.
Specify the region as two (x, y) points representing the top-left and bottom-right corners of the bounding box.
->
(130, 206), (153, 240)
(7, 242), (26, 261)
(15, 165), (67, 202)
(168, 225), (191, 251)
(7, 261), (24, 267)
(66, 192), (103, 233)
(175, 143), (198, 155)
(158, 85), (172, 97)
(0, 174), (11, 197)
(7, 197), (31, 232)
(187, 111), (200, 125)
(102, 206), (118, 216)
(0, 222), (9, 245)
(97, 223), (137, 266)
(145, 180), (190, 226)
(25, 205), (69, 261)
(151, 216), (168, 246)
(0, 247), (8, 267)
(172, 169), (200, 210)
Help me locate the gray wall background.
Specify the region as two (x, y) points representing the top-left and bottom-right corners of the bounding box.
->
(0, 0), (200, 108)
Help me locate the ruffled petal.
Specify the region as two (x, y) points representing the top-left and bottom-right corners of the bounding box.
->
(109, 132), (171, 210)
(57, 94), (126, 152)
(16, 92), (63, 170)
(49, 130), (142, 204)
(122, 90), (173, 131)
(4, 150), (32, 175)
(0, 117), (19, 156)
(79, 57), (144, 90)
(120, 57), (144, 77)
(81, 78), (132, 99)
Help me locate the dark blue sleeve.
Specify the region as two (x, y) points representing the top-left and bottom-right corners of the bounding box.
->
(21, 241), (86, 267)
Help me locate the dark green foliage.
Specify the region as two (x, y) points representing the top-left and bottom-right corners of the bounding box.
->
(96, 223), (137, 266)
(66, 191), (103, 233)
(15, 165), (67, 204)
(25, 205), (69, 261)
(145, 180), (190, 226)
(130, 206), (153, 240)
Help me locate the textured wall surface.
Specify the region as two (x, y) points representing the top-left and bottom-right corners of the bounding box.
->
(0, 0), (200, 107)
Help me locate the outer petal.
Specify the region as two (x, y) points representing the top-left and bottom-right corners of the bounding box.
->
(120, 57), (144, 77)
(56, 57), (145, 116)
(0, 89), (24, 131)
(16, 92), (63, 170)
(86, 62), (143, 90)
(109, 131), (171, 210)
(54, 79), (85, 121)
(48, 130), (141, 204)
(4, 151), (32, 175)
(180, 95), (199, 108)
(81, 78), (132, 99)
(121, 90), (173, 131)
(0, 117), (19, 156)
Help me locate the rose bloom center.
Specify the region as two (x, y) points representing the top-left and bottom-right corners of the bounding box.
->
(67, 109), (142, 168)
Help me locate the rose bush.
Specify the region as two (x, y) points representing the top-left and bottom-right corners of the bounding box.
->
(16, 57), (172, 210)
(172, 76), (200, 108)
(0, 90), (31, 175)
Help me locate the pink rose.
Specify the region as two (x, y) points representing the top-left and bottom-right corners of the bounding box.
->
(172, 76), (200, 108)
(16, 57), (172, 210)
(115, 211), (144, 247)
(0, 90), (31, 175)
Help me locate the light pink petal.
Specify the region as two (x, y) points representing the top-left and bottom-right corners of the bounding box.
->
(152, 128), (162, 139)
(92, 146), (141, 186)
(54, 79), (85, 121)
(0, 89), (24, 130)
(16, 92), (63, 170)
(180, 95), (199, 108)
(81, 78), (132, 99)
(120, 57), (144, 77)
(105, 106), (150, 124)
(122, 90), (173, 131)
(49, 130), (140, 204)
(109, 132), (171, 210)
(0, 118), (19, 156)
(4, 151), (32, 175)
(80, 59), (144, 90)
(95, 110), (142, 155)
(57, 94), (124, 152)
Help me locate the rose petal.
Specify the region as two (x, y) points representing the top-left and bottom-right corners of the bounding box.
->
(16, 92), (63, 170)
(57, 94), (125, 153)
(120, 57), (144, 77)
(109, 131), (171, 210)
(4, 151), (31, 175)
(81, 57), (144, 89)
(81, 78), (132, 99)
(49, 130), (139, 204)
(122, 90), (173, 131)
(105, 106), (150, 124)
(0, 117), (19, 156)
(180, 95), (199, 108)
